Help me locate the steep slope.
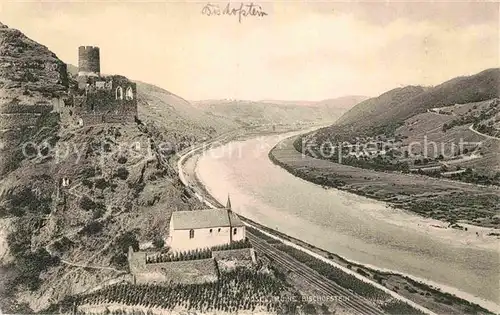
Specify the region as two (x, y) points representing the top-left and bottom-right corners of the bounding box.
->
(135, 81), (238, 140)
(0, 21), (69, 175)
(0, 23), (201, 313)
(336, 86), (426, 128)
(335, 68), (500, 134)
(0, 22), (68, 106)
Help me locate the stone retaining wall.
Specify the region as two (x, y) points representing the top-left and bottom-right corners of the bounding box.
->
(132, 258), (218, 285)
(0, 113), (40, 129)
(213, 248), (255, 271)
(80, 113), (135, 126)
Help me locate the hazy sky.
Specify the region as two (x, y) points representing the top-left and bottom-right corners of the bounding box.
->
(0, 1), (498, 101)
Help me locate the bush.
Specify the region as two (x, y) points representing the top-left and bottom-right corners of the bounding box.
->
(81, 179), (94, 189)
(94, 178), (110, 190)
(381, 300), (426, 315)
(4, 187), (52, 217)
(78, 221), (104, 236)
(10, 248), (60, 291)
(80, 167), (96, 179)
(79, 196), (95, 211)
(115, 167), (129, 180)
(117, 156), (127, 164)
(153, 238), (165, 249)
(52, 236), (74, 253)
(115, 231), (139, 253)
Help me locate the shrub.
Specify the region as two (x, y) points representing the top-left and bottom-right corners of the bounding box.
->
(115, 231), (139, 253)
(52, 236), (74, 253)
(115, 167), (129, 180)
(80, 167), (96, 178)
(79, 196), (95, 211)
(94, 178), (110, 190)
(5, 187), (52, 217)
(153, 238), (165, 249)
(81, 179), (93, 189)
(381, 300), (426, 315)
(78, 221), (104, 236)
(10, 247), (60, 291)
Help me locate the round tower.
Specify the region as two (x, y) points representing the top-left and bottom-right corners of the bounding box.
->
(78, 46), (100, 77)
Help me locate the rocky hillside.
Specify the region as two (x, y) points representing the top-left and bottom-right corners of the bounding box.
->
(0, 22), (68, 106)
(0, 22), (203, 313)
(336, 86), (426, 130)
(0, 21), (69, 176)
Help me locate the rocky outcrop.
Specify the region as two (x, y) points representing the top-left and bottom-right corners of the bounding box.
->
(0, 21), (68, 175)
(0, 21), (68, 107)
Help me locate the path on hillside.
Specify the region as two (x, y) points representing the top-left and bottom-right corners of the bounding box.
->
(468, 124), (500, 140)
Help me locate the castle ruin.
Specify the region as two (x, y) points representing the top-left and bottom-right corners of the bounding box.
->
(56, 46), (138, 126)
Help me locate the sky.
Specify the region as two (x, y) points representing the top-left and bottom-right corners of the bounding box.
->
(0, 1), (498, 101)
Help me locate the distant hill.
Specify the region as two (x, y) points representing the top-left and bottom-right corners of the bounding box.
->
(192, 96), (366, 127)
(334, 68), (500, 134)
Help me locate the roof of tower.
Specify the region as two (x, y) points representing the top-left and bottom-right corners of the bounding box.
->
(226, 194), (232, 209)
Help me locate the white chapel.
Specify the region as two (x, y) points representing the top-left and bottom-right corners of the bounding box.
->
(168, 196), (246, 251)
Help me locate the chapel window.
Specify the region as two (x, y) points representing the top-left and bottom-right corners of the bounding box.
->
(189, 229), (195, 239)
(115, 86), (123, 100)
(126, 86), (134, 100)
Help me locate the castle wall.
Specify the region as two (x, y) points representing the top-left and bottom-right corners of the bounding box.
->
(68, 74), (137, 126)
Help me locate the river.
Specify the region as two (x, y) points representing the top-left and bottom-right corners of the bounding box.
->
(195, 132), (500, 309)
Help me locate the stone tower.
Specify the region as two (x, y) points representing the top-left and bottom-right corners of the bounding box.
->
(78, 46), (100, 77)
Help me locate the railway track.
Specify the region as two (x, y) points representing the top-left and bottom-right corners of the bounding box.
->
(247, 233), (386, 315)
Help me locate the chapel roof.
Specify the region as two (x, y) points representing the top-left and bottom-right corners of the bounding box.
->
(171, 209), (244, 230)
